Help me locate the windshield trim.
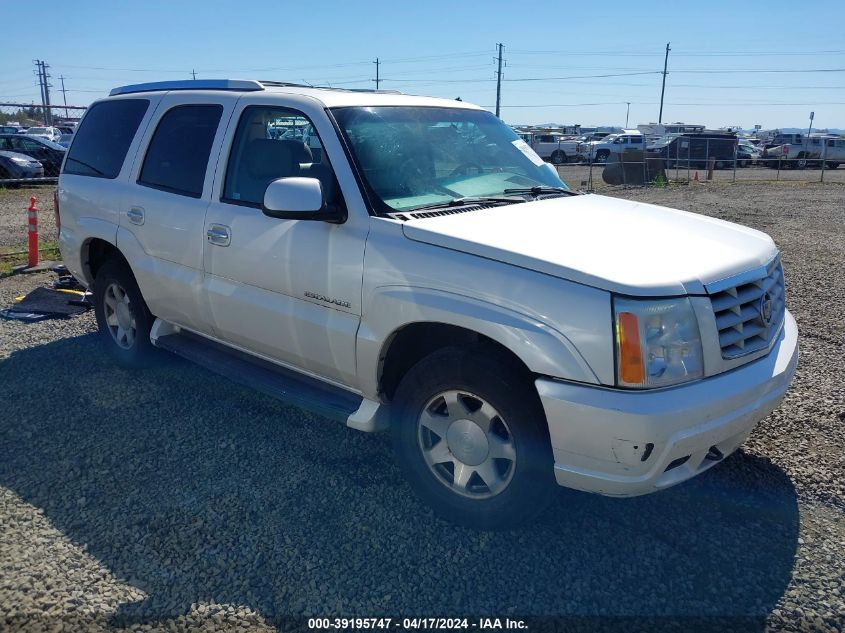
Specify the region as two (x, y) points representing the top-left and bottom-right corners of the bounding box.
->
(325, 106), (390, 217)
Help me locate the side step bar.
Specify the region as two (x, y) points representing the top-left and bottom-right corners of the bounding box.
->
(154, 328), (370, 425)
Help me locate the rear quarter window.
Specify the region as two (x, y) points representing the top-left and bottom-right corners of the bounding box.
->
(138, 104), (223, 198)
(64, 99), (149, 178)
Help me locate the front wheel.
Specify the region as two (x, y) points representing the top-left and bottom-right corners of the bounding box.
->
(93, 257), (156, 367)
(391, 346), (556, 529)
(550, 150), (567, 165)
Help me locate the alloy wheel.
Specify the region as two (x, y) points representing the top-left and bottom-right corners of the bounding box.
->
(417, 390), (516, 499)
(103, 282), (137, 350)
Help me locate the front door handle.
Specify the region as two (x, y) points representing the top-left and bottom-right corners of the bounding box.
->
(206, 224), (231, 247)
(127, 206), (145, 225)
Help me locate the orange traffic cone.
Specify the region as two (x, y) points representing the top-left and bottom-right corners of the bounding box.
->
(693, 171), (699, 182)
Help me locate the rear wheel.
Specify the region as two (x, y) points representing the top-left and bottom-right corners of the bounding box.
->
(391, 346), (556, 529)
(715, 160), (726, 169)
(594, 150), (610, 163)
(795, 154), (808, 170)
(93, 257), (156, 367)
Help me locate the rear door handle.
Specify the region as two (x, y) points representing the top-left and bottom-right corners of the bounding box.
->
(127, 206), (145, 225)
(206, 224), (231, 247)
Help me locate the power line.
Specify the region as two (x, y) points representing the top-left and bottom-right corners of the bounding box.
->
(673, 68), (845, 73)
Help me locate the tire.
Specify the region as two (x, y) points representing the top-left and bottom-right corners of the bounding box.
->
(825, 162), (839, 169)
(795, 154), (808, 170)
(93, 257), (156, 367)
(550, 150), (567, 165)
(391, 345), (556, 529)
(595, 150), (610, 163)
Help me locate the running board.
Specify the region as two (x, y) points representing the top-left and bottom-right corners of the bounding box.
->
(154, 329), (367, 425)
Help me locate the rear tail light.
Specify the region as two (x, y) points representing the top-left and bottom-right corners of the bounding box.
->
(53, 188), (61, 233)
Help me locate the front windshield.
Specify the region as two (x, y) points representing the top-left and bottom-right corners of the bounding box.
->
(332, 106), (568, 212)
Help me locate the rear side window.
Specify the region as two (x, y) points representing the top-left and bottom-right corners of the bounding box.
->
(64, 99), (149, 178)
(139, 104), (223, 198)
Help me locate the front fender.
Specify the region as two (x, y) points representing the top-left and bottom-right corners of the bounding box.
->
(356, 285), (601, 400)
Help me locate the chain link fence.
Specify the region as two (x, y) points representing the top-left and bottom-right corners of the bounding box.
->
(553, 134), (845, 191)
(0, 104), (86, 186)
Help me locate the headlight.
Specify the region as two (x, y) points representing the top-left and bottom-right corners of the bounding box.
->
(10, 157), (30, 165)
(614, 296), (704, 388)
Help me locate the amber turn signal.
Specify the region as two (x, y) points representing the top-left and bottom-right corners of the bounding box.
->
(617, 311), (644, 384)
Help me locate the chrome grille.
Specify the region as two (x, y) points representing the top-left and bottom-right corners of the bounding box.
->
(709, 257), (785, 359)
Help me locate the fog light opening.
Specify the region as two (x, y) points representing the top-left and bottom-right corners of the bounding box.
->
(705, 446), (724, 461)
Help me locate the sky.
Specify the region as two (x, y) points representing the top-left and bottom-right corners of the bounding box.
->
(2, 0), (844, 130)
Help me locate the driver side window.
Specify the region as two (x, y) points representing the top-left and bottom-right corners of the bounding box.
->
(222, 106), (339, 208)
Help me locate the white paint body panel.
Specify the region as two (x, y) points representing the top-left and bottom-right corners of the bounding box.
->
(57, 84), (798, 498)
(539, 311), (798, 496)
(402, 194), (778, 296)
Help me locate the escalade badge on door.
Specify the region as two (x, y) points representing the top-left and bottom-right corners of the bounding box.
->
(305, 291), (351, 309)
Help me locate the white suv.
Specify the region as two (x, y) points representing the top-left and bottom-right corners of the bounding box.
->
(57, 80), (798, 528)
(578, 132), (645, 163)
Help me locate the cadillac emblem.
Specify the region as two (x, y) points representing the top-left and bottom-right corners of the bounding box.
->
(759, 291), (775, 326)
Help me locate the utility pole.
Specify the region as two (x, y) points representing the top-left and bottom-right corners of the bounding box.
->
(373, 58), (380, 90)
(34, 60), (46, 122)
(191, 69), (197, 80)
(625, 102), (631, 128)
(34, 60), (53, 125)
(495, 43), (504, 118)
(59, 75), (69, 118)
(658, 42), (670, 124)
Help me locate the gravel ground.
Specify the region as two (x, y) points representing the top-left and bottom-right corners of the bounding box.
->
(0, 182), (843, 632)
(0, 185), (56, 250)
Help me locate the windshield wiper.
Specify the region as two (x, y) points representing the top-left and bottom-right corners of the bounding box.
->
(404, 196), (522, 212)
(503, 186), (576, 197)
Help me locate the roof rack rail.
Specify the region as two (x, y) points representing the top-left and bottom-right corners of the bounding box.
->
(109, 79), (265, 96)
(108, 78), (407, 97)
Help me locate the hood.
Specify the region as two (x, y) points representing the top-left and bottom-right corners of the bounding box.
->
(401, 194), (778, 296)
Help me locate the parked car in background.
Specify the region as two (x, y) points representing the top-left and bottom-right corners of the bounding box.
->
(650, 132), (738, 170)
(762, 133), (803, 151)
(520, 132), (580, 164)
(579, 132), (645, 163)
(0, 150), (44, 181)
(0, 134), (66, 176)
(25, 126), (63, 143)
(763, 136), (844, 169)
(58, 133), (74, 148)
(737, 143), (760, 167)
(56, 79), (798, 527)
(0, 125), (21, 134)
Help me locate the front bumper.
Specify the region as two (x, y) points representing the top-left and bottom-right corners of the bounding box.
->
(536, 310), (798, 497)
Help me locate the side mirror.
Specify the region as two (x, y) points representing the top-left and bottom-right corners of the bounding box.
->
(262, 177), (345, 223)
